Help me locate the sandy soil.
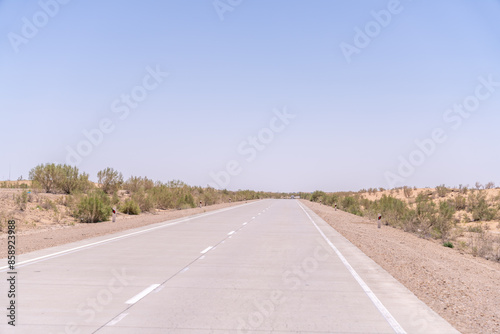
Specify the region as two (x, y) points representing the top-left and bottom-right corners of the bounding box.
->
(302, 200), (500, 334)
(0, 200), (253, 258)
(361, 188), (500, 233)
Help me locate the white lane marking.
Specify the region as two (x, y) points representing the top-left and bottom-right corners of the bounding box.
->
(0, 202), (260, 271)
(252, 217), (256, 219)
(228, 231), (235, 235)
(0, 222), (181, 271)
(297, 202), (407, 334)
(201, 246), (213, 254)
(243, 222), (247, 225)
(107, 313), (129, 326)
(258, 213), (261, 215)
(181, 267), (189, 273)
(228, 236), (232, 239)
(125, 284), (160, 305)
(200, 255), (206, 260)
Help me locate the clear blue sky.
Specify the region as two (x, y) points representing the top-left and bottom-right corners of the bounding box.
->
(1, 0), (499, 192)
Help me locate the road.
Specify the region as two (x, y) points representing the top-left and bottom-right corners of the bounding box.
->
(0, 199), (459, 333)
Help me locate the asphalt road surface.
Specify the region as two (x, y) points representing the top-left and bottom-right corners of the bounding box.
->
(0, 199), (459, 333)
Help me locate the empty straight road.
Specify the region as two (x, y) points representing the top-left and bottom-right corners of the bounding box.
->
(0, 200), (459, 333)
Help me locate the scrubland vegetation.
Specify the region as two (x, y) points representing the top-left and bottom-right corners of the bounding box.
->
(0, 163), (284, 228)
(303, 185), (500, 262)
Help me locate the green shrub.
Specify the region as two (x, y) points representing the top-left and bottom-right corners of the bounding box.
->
(58, 165), (92, 194)
(29, 163), (91, 194)
(97, 167), (123, 194)
(15, 190), (28, 211)
(75, 190), (112, 223)
(453, 195), (467, 210)
(41, 198), (57, 211)
(29, 163), (59, 193)
(443, 241), (454, 248)
(132, 190), (156, 212)
(439, 201), (456, 220)
(124, 176), (155, 193)
(178, 193), (195, 208)
(434, 201), (456, 239)
(311, 191), (326, 203)
(370, 195), (410, 228)
(340, 196), (363, 216)
(436, 184), (450, 197)
(120, 199), (141, 215)
(202, 187), (217, 206)
(403, 186), (413, 198)
(468, 192), (497, 221)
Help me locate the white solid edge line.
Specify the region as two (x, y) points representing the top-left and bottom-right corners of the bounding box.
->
(107, 313), (129, 326)
(228, 231), (235, 235)
(0, 221), (180, 271)
(200, 246), (213, 254)
(125, 284), (160, 305)
(297, 202), (407, 334)
(0, 201), (259, 271)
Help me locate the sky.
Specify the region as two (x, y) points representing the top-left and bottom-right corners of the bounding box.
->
(1, 0), (500, 193)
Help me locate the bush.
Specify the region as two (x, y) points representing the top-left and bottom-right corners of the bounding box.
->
(435, 201), (456, 239)
(75, 190), (112, 223)
(310, 191), (326, 203)
(132, 190), (156, 212)
(370, 195), (410, 228)
(202, 186), (217, 206)
(485, 181), (495, 189)
(97, 167), (123, 194)
(58, 165), (92, 194)
(29, 163), (59, 193)
(15, 190), (28, 211)
(29, 163), (91, 194)
(468, 192), (497, 221)
(120, 199), (141, 215)
(403, 186), (413, 198)
(436, 184), (450, 197)
(124, 176), (154, 193)
(340, 196), (363, 216)
(41, 198), (57, 211)
(453, 195), (467, 210)
(443, 241), (454, 248)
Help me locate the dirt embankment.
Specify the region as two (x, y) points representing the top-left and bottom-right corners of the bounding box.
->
(302, 200), (500, 334)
